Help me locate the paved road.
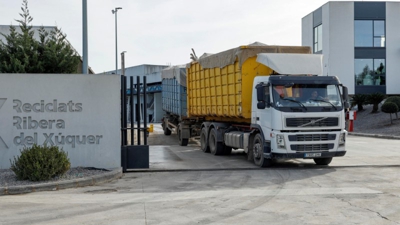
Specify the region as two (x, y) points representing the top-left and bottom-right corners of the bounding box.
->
(1, 135), (400, 225)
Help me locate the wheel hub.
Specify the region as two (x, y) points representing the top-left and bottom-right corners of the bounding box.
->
(253, 143), (262, 159)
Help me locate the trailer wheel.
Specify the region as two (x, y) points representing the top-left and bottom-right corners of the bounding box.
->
(313, 157), (332, 165)
(253, 133), (273, 167)
(209, 128), (224, 155)
(178, 125), (189, 146)
(200, 127), (210, 153)
(163, 126), (171, 135)
(163, 120), (171, 135)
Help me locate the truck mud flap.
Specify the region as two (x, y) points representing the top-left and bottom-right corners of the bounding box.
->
(263, 142), (272, 158)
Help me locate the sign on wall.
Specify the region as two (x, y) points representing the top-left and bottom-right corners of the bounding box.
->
(0, 74), (120, 169)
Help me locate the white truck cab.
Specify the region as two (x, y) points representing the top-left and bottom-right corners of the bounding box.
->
(247, 53), (349, 167)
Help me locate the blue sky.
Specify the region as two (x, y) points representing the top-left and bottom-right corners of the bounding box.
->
(0, 0), (389, 73)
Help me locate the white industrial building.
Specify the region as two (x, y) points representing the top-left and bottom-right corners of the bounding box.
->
(302, 1), (400, 95)
(103, 65), (169, 123)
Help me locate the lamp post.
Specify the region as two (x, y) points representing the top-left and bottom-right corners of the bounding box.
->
(82, 0), (88, 74)
(112, 7), (122, 75)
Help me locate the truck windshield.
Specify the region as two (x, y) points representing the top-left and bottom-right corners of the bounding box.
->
(272, 84), (343, 110)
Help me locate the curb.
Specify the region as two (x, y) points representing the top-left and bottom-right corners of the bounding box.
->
(348, 132), (400, 140)
(0, 167), (123, 196)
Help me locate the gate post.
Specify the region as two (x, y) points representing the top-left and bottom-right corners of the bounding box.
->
(143, 76), (147, 145)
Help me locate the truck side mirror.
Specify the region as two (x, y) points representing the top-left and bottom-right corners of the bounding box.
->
(256, 85), (265, 102)
(342, 86), (350, 109)
(257, 101), (266, 109)
(256, 83), (271, 108)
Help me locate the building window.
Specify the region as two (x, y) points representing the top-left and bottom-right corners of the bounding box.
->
(355, 20), (385, 47)
(355, 58), (385, 86)
(313, 24), (322, 52)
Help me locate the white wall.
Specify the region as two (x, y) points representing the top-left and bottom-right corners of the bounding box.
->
(322, 4), (330, 77)
(326, 2), (355, 94)
(0, 74), (120, 169)
(301, 13), (313, 49)
(385, 2), (400, 95)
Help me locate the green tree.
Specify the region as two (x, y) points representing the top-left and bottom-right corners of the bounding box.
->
(0, 0), (80, 73)
(385, 96), (400, 119)
(381, 102), (398, 124)
(41, 27), (80, 73)
(351, 94), (368, 111)
(367, 92), (386, 113)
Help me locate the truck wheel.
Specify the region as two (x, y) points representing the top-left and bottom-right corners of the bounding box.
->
(313, 157), (332, 165)
(163, 126), (171, 135)
(209, 128), (224, 155)
(253, 133), (273, 167)
(178, 125), (189, 146)
(200, 127), (210, 153)
(163, 120), (171, 135)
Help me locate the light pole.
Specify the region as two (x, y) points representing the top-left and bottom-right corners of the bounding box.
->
(82, 0), (88, 74)
(112, 7), (122, 75)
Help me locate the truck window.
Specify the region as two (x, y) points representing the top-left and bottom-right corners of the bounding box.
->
(273, 84), (342, 108)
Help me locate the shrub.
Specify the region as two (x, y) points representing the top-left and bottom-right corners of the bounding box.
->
(10, 144), (70, 181)
(385, 96), (400, 119)
(350, 94), (368, 111)
(366, 92), (386, 113)
(381, 102), (398, 124)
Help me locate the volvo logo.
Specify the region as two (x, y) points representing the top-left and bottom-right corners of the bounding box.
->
(299, 117), (328, 127)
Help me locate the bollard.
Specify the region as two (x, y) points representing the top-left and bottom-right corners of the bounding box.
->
(348, 120), (354, 132)
(348, 110), (356, 132)
(147, 124), (154, 133)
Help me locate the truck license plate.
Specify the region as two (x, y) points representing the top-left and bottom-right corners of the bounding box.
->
(304, 153), (322, 158)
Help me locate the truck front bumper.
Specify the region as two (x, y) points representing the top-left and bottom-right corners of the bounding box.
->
(264, 151), (346, 159)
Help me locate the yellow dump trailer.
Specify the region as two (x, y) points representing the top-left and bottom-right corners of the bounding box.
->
(186, 45), (311, 123)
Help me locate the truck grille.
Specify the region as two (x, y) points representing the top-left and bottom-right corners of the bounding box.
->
(286, 117), (338, 127)
(291, 144), (334, 152)
(288, 134), (336, 142)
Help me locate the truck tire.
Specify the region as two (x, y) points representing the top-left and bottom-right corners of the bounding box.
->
(253, 133), (273, 167)
(200, 127), (210, 153)
(313, 157), (332, 165)
(209, 128), (224, 155)
(178, 125), (189, 146)
(163, 120), (171, 135)
(164, 126), (171, 135)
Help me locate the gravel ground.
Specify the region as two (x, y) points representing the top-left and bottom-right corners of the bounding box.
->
(0, 167), (110, 188)
(353, 104), (400, 136)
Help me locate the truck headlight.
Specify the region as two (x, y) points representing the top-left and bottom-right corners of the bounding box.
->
(276, 134), (285, 148)
(339, 133), (346, 146)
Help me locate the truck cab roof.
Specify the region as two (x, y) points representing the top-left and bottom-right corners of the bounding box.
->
(268, 75), (341, 85)
(257, 53), (323, 76)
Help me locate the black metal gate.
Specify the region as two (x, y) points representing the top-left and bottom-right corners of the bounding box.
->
(121, 75), (149, 172)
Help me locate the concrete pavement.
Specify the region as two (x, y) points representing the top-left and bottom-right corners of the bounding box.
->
(1, 134), (400, 224)
(0, 168), (123, 196)
(1, 126), (400, 196)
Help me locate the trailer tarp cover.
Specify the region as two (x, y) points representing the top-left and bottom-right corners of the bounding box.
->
(161, 65), (186, 87)
(256, 53), (323, 75)
(193, 43), (311, 69)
